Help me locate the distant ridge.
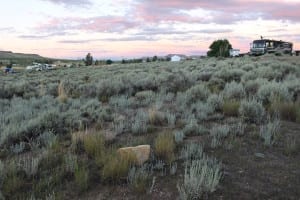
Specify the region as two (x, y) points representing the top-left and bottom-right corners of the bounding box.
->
(0, 51), (54, 66)
(0, 51), (45, 60)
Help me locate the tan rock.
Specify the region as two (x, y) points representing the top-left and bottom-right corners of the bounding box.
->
(117, 145), (151, 166)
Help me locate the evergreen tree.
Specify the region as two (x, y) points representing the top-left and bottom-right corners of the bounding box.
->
(85, 53), (93, 66)
(207, 39), (232, 57)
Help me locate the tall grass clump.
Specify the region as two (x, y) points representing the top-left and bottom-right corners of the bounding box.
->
(102, 150), (136, 182)
(177, 158), (222, 200)
(74, 162), (89, 192)
(57, 81), (68, 103)
(154, 132), (175, 163)
(239, 99), (265, 124)
(83, 132), (105, 157)
(269, 101), (300, 122)
(148, 108), (165, 126)
(222, 100), (240, 117)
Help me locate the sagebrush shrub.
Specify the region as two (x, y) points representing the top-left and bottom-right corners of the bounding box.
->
(186, 84), (210, 103)
(177, 157), (222, 200)
(127, 166), (151, 193)
(239, 99), (265, 124)
(222, 81), (245, 100)
(260, 116), (281, 146)
(207, 94), (224, 112)
(257, 81), (291, 105)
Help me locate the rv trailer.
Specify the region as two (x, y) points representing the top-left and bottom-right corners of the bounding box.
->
(250, 38), (293, 56)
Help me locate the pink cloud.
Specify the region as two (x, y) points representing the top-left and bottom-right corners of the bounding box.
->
(135, 0), (300, 23)
(40, 0), (91, 6)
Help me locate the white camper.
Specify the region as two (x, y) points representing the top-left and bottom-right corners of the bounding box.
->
(171, 55), (181, 62)
(229, 49), (240, 57)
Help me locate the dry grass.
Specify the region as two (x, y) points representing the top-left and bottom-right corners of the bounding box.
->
(269, 101), (300, 122)
(222, 100), (240, 117)
(148, 108), (165, 126)
(154, 132), (175, 163)
(57, 81), (68, 103)
(72, 130), (105, 158)
(102, 150), (136, 182)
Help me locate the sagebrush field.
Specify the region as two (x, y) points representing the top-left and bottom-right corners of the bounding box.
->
(0, 55), (299, 199)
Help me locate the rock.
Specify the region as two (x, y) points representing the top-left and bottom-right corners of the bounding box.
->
(117, 145), (151, 166)
(255, 153), (265, 158)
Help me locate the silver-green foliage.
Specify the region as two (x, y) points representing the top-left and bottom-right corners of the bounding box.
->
(207, 94), (224, 112)
(19, 154), (44, 177)
(0, 160), (5, 186)
(127, 165), (151, 192)
(177, 158), (222, 200)
(37, 130), (57, 148)
(180, 143), (203, 161)
(239, 99), (265, 124)
(10, 142), (26, 154)
(260, 116), (281, 146)
(174, 130), (185, 144)
(257, 81), (291, 104)
(222, 81), (245, 100)
(131, 109), (148, 134)
(210, 125), (230, 139)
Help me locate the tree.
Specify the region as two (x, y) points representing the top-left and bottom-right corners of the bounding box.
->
(207, 39), (232, 57)
(106, 59), (113, 65)
(152, 55), (158, 62)
(85, 53), (93, 66)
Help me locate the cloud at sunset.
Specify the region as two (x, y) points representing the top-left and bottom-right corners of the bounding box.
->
(0, 0), (299, 59)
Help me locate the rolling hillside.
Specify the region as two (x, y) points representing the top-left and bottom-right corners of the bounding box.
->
(0, 51), (52, 66)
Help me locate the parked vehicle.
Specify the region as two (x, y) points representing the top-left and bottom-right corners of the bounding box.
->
(250, 38), (293, 56)
(229, 49), (240, 57)
(26, 62), (55, 71)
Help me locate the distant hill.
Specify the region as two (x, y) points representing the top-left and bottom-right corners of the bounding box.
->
(0, 51), (53, 66)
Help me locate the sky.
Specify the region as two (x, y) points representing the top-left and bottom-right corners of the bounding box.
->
(0, 0), (300, 59)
